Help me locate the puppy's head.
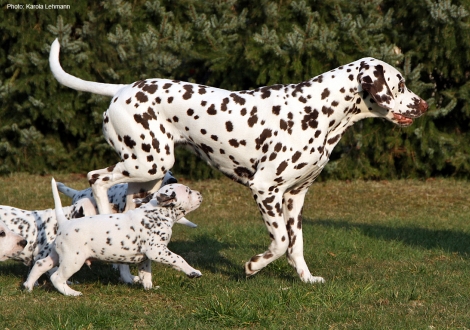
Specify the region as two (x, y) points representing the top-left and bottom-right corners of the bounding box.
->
(0, 221), (27, 261)
(134, 184), (202, 220)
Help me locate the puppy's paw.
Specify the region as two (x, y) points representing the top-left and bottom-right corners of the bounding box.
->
(187, 271), (202, 278)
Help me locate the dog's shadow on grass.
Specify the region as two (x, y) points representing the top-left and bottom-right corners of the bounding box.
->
(0, 234), (260, 290)
(0, 262), (30, 279)
(306, 218), (470, 257)
(169, 233), (245, 281)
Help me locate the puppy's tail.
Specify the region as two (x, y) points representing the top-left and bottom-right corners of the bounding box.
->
(49, 39), (125, 97)
(56, 182), (79, 199)
(176, 217), (197, 228)
(51, 178), (68, 227)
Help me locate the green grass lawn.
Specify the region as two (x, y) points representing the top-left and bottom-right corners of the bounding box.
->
(0, 173), (469, 329)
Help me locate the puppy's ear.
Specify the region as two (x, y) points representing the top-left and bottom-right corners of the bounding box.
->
(133, 194), (154, 207)
(156, 191), (177, 207)
(358, 61), (395, 110)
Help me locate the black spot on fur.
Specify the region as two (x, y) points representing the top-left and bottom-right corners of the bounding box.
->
(182, 85), (194, 100)
(230, 93), (246, 105)
(207, 104), (217, 115)
(255, 129), (272, 150)
(135, 92), (148, 103)
(123, 136), (136, 148)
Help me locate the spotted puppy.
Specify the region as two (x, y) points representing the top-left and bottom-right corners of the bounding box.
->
(0, 172), (196, 284)
(0, 220), (27, 261)
(57, 173), (197, 284)
(24, 179), (202, 296)
(50, 39), (428, 283)
(0, 198), (92, 267)
(0, 196), (141, 283)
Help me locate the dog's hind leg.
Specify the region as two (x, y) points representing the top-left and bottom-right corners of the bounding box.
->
(244, 185), (289, 277)
(50, 257), (86, 296)
(87, 141), (175, 215)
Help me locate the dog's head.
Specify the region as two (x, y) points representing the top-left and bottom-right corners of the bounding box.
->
(358, 58), (428, 127)
(0, 220), (27, 261)
(134, 183), (202, 220)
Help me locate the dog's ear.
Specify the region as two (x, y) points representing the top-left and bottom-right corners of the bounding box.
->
(133, 194), (154, 207)
(358, 61), (395, 110)
(156, 191), (177, 207)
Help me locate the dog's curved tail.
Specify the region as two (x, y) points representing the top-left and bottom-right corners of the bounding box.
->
(49, 39), (125, 97)
(51, 178), (68, 227)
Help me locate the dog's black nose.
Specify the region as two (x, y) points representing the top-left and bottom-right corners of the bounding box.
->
(18, 239), (27, 248)
(167, 178), (178, 184)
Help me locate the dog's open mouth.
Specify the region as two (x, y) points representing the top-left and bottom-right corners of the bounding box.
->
(392, 113), (414, 126)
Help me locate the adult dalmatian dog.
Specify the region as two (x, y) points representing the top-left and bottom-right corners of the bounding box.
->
(50, 39), (427, 283)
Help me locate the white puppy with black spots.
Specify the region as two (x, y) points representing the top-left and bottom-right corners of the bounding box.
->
(24, 179), (203, 296)
(0, 172), (196, 284)
(0, 197), (92, 267)
(50, 39), (428, 283)
(0, 220), (27, 261)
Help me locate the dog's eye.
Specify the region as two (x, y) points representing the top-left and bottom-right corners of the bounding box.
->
(398, 81), (405, 91)
(0, 231), (5, 237)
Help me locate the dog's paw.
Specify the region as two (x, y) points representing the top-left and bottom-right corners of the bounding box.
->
(187, 271), (202, 278)
(244, 261), (260, 277)
(142, 281), (153, 290)
(303, 275), (325, 284)
(23, 282), (33, 292)
(119, 274), (136, 284)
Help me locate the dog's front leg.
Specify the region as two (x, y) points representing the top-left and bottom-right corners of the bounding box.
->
(149, 246), (202, 278)
(23, 250), (59, 291)
(283, 189), (325, 284)
(137, 260), (153, 289)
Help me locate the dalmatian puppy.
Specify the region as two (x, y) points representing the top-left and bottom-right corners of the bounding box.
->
(0, 197), (141, 284)
(0, 171), (196, 284)
(0, 199), (92, 267)
(0, 220), (27, 261)
(24, 179), (203, 296)
(57, 172), (197, 284)
(50, 39), (428, 283)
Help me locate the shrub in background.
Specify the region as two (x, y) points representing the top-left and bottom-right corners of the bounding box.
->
(1, 0), (469, 179)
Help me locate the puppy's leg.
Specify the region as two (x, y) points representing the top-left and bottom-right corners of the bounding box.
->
(50, 256), (86, 296)
(23, 250), (59, 291)
(117, 264), (140, 284)
(137, 260), (153, 290)
(149, 246), (202, 278)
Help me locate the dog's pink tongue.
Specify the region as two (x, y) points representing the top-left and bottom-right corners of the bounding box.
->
(393, 113), (413, 125)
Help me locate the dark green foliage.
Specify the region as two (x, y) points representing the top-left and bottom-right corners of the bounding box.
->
(1, 0), (469, 179)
